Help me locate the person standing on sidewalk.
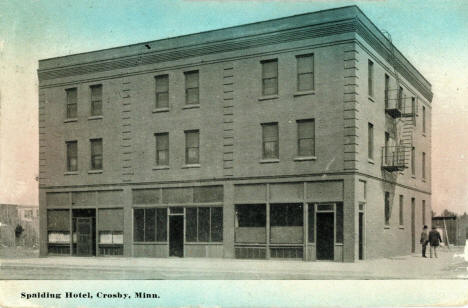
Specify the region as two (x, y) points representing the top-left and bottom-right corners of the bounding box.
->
(428, 226), (442, 258)
(420, 225), (429, 258)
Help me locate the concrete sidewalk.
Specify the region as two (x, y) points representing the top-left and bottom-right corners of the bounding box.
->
(1, 246), (466, 279)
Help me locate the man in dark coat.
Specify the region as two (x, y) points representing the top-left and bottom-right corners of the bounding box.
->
(429, 226), (442, 258)
(420, 225), (429, 257)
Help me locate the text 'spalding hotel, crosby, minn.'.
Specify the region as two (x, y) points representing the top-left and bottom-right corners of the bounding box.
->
(38, 6), (432, 262)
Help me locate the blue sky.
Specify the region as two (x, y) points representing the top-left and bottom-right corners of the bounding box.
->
(0, 0), (467, 214)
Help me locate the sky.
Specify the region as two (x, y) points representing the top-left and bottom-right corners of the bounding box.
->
(0, 0), (467, 214)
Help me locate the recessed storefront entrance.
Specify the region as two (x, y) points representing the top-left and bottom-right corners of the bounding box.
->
(72, 209), (96, 257)
(169, 215), (184, 257)
(316, 212), (334, 260)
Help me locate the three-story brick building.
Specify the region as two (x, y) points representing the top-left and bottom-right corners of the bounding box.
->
(38, 6), (432, 262)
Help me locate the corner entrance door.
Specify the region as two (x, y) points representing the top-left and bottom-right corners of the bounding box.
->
(316, 212), (334, 260)
(76, 218), (93, 256)
(169, 216), (184, 257)
(359, 212), (364, 260)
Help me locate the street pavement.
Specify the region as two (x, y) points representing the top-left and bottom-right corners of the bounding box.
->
(1, 246), (467, 280)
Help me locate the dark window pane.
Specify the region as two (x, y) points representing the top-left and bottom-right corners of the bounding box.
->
(236, 204), (265, 227)
(336, 203), (343, 243)
(156, 208), (167, 241)
(211, 207), (223, 242)
(270, 204), (287, 226)
(262, 60), (278, 95)
(91, 139), (103, 170)
(297, 55), (313, 74)
(156, 133), (169, 166)
(262, 60), (277, 78)
(90, 85), (102, 116)
(271, 204), (302, 226)
(144, 208), (156, 242)
(198, 207), (210, 242)
(385, 192), (390, 225)
(156, 93), (169, 109)
(298, 139), (314, 156)
(308, 204), (315, 243)
(67, 141), (78, 171)
(298, 73), (313, 91)
(134, 209), (145, 242)
(66, 88), (77, 119)
(186, 207), (197, 242)
(262, 78), (277, 95)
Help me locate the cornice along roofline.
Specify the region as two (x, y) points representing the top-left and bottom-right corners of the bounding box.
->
(37, 5), (432, 102)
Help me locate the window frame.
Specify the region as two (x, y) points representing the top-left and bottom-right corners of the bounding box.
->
(261, 59), (278, 96)
(90, 138), (103, 170)
(65, 87), (78, 119)
(261, 122), (279, 159)
(184, 70), (199, 106)
(155, 74), (169, 109)
(66, 140), (78, 172)
(422, 105), (426, 134)
(155, 132), (169, 166)
(296, 54), (314, 92)
(185, 206), (223, 243)
(399, 195), (404, 226)
(185, 130), (200, 165)
(297, 119), (315, 157)
(384, 191), (391, 226)
(422, 152), (426, 179)
(133, 207), (168, 243)
(368, 60), (374, 97)
(90, 84), (103, 117)
(368, 123), (374, 160)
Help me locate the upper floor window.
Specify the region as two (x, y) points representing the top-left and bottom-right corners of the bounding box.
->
(422, 200), (426, 225)
(155, 75), (169, 109)
(296, 54), (314, 91)
(297, 119), (315, 157)
(66, 88), (77, 119)
(90, 138), (103, 170)
(422, 105), (426, 134)
(262, 122), (279, 159)
(66, 141), (78, 172)
(185, 71), (199, 105)
(261, 59), (278, 96)
(90, 85), (102, 116)
(411, 146), (416, 176)
(368, 123), (374, 160)
(185, 130), (199, 164)
(398, 86), (403, 109)
(422, 152), (426, 179)
(384, 74), (390, 108)
(368, 60), (374, 97)
(155, 133), (169, 166)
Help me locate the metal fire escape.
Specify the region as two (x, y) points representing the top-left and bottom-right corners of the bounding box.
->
(381, 31), (417, 172)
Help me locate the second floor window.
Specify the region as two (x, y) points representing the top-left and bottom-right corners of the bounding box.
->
(66, 141), (78, 172)
(399, 195), (404, 226)
(185, 71), (199, 105)
(422, 106), (426, 134)
(297, 119), (315, 157)
(262, 123), (278, 159)
(90, 138), (103, 170)
(296, 54), (314, 91)
(384, 74), (390, 108)
(384, 191), (390, 226)
(368, 123), (374, 160)
(422, 152), (426, 179)
(90, 85), (102, 116)
(185, 130), (199, 164)
(155, 75), (169, 109)
(261, 59), (278, 96)
(66, 88), (77, 119)
(411, 147), (416, 176)
(155, 133), (169, 166)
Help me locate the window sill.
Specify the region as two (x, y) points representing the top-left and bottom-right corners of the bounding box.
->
(258, 95), (279, 101)
(182, 104), (200, 110)
(259, 159), (280, 164)
(411, 175), (416, 179)
(64, 118), (77, 123)
(182, 164), (200, 169)
(399, 226), (404, 229)
(422, 133), (426, 137)
(153, 107), (169, 113)
(368, 96), (375, 102)
(293, 90), (315, 97)
(88, 170), (103, 174)
(422, 179), (426, 183)
(88, 115), (103, 120)
(368, 159), (375, 164)
(153, 166), (169, 170)
(294, 156), (317, 161)
(335, 243), (344, 246)
(64, 171), (79, 176)
(384, 225), (390, 229)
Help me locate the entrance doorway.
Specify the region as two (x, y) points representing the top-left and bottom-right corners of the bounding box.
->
(358, 212), (364, 260)
(316, 212), (334, 260)
(72, 209), (96, 256)
(169, 215), (184, 257)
